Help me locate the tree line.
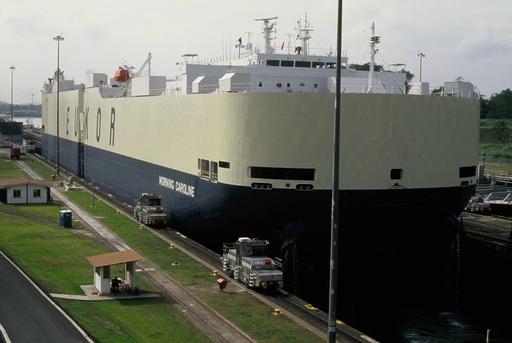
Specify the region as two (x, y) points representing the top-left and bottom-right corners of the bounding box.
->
(481, 89), (512, 119)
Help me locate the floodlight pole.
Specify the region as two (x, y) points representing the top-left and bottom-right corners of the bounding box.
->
(53, 34), (64, 175)
(9, 66), (15, 146)
(328, 0), (343, 342)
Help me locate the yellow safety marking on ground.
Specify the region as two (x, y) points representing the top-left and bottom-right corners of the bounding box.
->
(304, 304), (318, 311)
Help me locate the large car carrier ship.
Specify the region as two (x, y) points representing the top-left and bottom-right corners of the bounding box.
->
(41, 17), (479, 297)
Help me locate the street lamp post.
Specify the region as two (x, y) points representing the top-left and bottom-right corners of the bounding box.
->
(9, 66), (15, 146)
(53, 34), (64, 175)
(328, 0), (343, 342)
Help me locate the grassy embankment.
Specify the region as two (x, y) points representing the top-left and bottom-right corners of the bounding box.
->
(1, 153), (323, 342)
(66, 189), (323, 343)
(0, 155), (209, 343)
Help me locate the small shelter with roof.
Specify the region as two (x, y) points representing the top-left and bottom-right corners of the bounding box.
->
(0, 178), (53, 204)
(86, 249), (144, 295)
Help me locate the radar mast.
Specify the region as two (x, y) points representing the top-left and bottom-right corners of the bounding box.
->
(296, 12), (314, 56)
(255, 17), (278, 54)
(367, 22), (381, 93)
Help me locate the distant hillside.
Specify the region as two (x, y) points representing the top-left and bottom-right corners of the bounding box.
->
(0, 101), (41, 117)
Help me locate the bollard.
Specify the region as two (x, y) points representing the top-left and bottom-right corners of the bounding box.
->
(169, 244), (175, 249)
(216, 278), (228, 291)
(212, 270), (218, 276)
(272, 308), (281, 316)
(486, 329), (491, 343)
(139, 224), (144, 230)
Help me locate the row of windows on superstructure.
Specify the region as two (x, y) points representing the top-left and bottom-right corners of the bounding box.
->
(265, 60), (337, 68)
(257, 81), (318, 88)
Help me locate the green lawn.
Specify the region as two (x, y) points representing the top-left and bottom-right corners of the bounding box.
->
(65, 190), (215, 286)
(202, 292), (323, 343)
(0, 155), (26, 178)
(0, 210), (109, 294)
(23, 155), (63, 180)
(0, 205), (209, 342)
(59, 298), (209, 343)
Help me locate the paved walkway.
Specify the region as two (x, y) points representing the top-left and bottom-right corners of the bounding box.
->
(17, 160), (255, 343)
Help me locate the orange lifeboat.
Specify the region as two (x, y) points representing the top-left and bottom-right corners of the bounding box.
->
(114, 67), (131, 82)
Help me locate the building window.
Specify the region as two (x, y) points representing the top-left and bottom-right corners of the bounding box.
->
(390, 169), (403, 180)
(266, 60), (280, 67)
(326, 62), (336, 69)
(13, 189), (21, 198)
(286, 82), (291, 88)
(281, 60), (294, 67)
(33, 189), (41, 198)
(312, 62), (325, 68)
(314, 83), (318, 88)
(219, 161), (230, 169)
(295, 61), (312, 68)
(299, 83), (305, 87)
(459, 166), (476, 178)
(258, 82), (263, 87)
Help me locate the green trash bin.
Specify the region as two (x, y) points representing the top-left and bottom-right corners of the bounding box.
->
(59, 210), (72, 228)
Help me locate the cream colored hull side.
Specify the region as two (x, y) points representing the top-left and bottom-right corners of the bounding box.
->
(42, 89), (479, 190)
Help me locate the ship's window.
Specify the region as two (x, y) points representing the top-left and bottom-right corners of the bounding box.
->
(286, 82), (291, 88)
(312, 62), (325, 68)
(210, 161), (218, 182)
(390, 169), (403, 180)
(459, 166), (476, 178)
(281, 60), (294, 67)
(258, 82), (262, 87)
(250, 167), (315, 181)
(266, 60), (280, 67)
(219, 161), (230, 169)
(199, 159), (210, 179)
(326, 62), (336, 69)
(295, 61), (312, 68)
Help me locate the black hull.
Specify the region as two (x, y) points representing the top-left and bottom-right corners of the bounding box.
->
(42, 133), (474, 237)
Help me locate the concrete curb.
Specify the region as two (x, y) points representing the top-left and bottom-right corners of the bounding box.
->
(0, 322), (12, 343)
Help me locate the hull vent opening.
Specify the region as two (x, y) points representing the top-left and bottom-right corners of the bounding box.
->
(251, 183), (273, 190)
(459, 166), (476, 178)
(250, 167), (315, 181)
(296, 184), (314, 191)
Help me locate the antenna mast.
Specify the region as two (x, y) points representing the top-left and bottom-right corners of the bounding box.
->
(416, 51), (426, 82)
(296, 12), (314, 56)
(367, 22), (381, 93)
(255, 17), (278, 54)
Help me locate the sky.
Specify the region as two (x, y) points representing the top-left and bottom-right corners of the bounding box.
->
(0, 0), (510, 104)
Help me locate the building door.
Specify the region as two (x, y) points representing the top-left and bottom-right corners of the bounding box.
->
(0, 189), (6, 203)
